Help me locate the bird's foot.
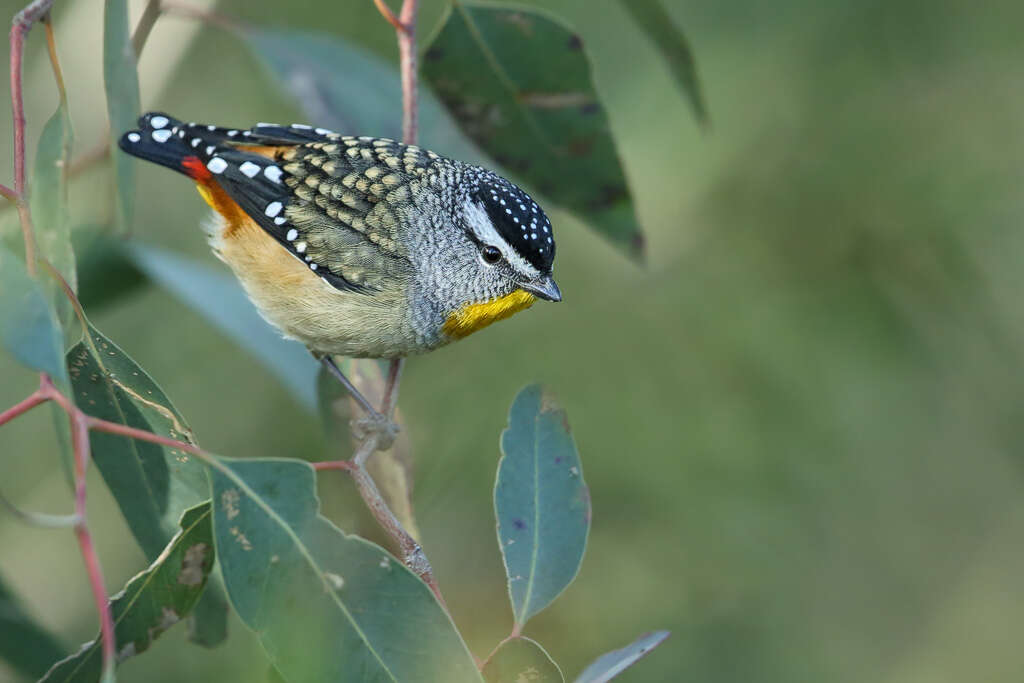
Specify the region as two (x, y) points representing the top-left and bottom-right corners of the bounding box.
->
(351, 410), (399, 451)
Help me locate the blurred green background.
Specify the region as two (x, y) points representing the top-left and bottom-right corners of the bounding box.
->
(3, 0), (1024, 680)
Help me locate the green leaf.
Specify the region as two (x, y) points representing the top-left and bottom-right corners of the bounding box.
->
(0, 571), (67, 679)
(0, 242), (67, 381)
(209, 457), (481, 682)
(422, 1), (643, 256)
(483, 637), (564, 683)
(574, 631), (670, 683)
(184, 580), (229, 649)
(40, 503), (217, 683)
(103, 0), (140, 233)
(30, 98), (76, 332)
(67, 322), (206, 560)
(617, 0), (707, 125)
(73, 232), (147, 313)
(496, 384), (590, 628)
(126, 244), (318, 411)
(243, 28), (481, 162)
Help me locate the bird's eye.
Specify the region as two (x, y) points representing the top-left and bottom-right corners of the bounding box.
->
(481, 245), (502, 264)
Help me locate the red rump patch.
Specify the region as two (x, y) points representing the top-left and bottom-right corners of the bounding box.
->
(181, 155), (211, 181)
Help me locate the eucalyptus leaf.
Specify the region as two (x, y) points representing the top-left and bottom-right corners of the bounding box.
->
(483, 637), (563, 683)
(67, 322), (206, 560)
(617, 0), (707, 125)
(244, 28), (481, 162)
(574, 631), (670, 683)
(41, 504), (216, 683)
(0, 243), (67, 381)
(0, 572), (66, 680)
(423, 1), (642, 256)
(30, 99), (76, 332)
(496, 384), (590, 628)
(126, 244), (318, 411)
(103, 0), (140, 233)
(209, 457), (481, 682)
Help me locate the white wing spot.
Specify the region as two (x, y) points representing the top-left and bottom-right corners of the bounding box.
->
(239, 161), (261, 178)
(286, 229), (298, 241)
(207, 124), (216, 131)
(264, 166), (282, 183)
(295, 241), (307, 253)
(274, 216), (287, 225)
(315, 127), (333, 135)
(265, 201), (283, 217)
(309, 262), (318, 270)
(292, 124), (312, 130)
(227, 130), (238, 137)
(151, 129), (172, 143)
(191, 138), (201, 148)
(127, 132), (140, 143)
(205, 145), (216, 155)
(150, 115), (169, 129)
(207, 157), (228, 174)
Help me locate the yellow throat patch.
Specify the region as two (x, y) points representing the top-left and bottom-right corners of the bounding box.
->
(443, 289), (536, 340)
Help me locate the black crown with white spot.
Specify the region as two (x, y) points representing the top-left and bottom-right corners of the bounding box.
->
(473, 175), (554, 273)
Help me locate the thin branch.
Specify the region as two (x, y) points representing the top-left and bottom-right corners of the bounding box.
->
(132, 0), (162, 57)
(0, 181), (15, 202)
(398, 0), (419, 144)
(0, 488), (79, 527)
(159, 1), (243, 33)
(8, 1), (55, 273)
(41, 14), (66, 109)
(372, 0), (407, 34)
(0, 389), (47, 427)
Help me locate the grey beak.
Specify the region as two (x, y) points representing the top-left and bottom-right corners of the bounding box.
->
(521, 275), (562, 302)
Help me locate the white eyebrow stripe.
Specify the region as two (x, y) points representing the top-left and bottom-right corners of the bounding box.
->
(463, 200), (540, 279)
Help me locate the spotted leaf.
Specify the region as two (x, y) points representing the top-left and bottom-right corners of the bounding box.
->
(210, 457), (481, 682)
(423, 2), (643, 257)
(495, 384), (590, 629)
(40, 503), (216, 682)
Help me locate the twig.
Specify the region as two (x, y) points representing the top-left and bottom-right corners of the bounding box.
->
(132, 0), (161, 57)
(372, 0), (406, 34)
(397, 0), (419, 144)
(8, 1), (55, 273)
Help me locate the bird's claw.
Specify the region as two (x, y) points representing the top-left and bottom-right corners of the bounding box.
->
(352, 412), (399, 451)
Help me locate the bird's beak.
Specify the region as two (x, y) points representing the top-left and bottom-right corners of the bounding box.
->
(520, 275), (562, 302)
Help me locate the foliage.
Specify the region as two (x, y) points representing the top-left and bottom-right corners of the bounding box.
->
(0, 0), (704, 680)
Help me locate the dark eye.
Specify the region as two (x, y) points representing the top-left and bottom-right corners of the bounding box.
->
(481, 245), (502, 264)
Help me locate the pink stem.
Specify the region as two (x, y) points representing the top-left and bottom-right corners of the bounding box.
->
(0, 390), (47, 427)
(398, 0), (419, 145)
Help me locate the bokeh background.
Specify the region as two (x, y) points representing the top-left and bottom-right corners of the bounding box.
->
(3, 0), (1024, 680)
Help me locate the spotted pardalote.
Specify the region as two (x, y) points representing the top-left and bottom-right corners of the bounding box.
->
(119, 113), (560, 360)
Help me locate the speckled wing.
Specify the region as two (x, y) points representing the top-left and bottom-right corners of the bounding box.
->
(271, 133), (443, 291)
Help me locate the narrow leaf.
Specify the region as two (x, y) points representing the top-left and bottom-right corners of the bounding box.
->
(41, 503), (217, 683)
(103, 0), (140, 232)
(30, 99), (76, 331)
(126, 244), (318, 411)
(496, 384), (590, 628)
(185, 580), (229, 648)
(210, 457), (481, 682)
(67, 322), (207, 560)
(423, 2), (643, 256)
(483, 637), (564, 683)
(0, 572), (66, 679)
(243, 29), (481, 162)
(617, 0), (707, 124)
(317, 360), (420, 538)
(0, 243), (67, 381)
(574, 631), (670, 683)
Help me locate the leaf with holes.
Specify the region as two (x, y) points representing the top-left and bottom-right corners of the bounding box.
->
(0, 243), (67, 381)
(209, 457), (481, 682)
(245, 28), (481, 162)
(67, 321), (230, 647)
(317, 360), (420, 538)
(68, 322), (206, 559)
(30, 96), (76, 332)
(617, 0), (707, 125)
(574, 631), (670, 683)
(103, 0), (140, 232)
(496, 384), (590, 629)
(126, 244), (318, 411)
(423, 1), (643, 257)
(40, 503), (216, 683)
(483, 637), (564, 683)
(0, 572), (67, 680)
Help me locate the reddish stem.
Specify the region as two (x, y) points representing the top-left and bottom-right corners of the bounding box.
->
(0, 390), (47, 427)
(398, 0), (419, 144)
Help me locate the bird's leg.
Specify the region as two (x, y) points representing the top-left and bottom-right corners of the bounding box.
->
(380, 358), (405, 419)
(319, 355), (399, 450)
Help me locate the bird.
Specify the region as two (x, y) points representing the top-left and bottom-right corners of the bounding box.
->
(118, 112), (560, 425)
